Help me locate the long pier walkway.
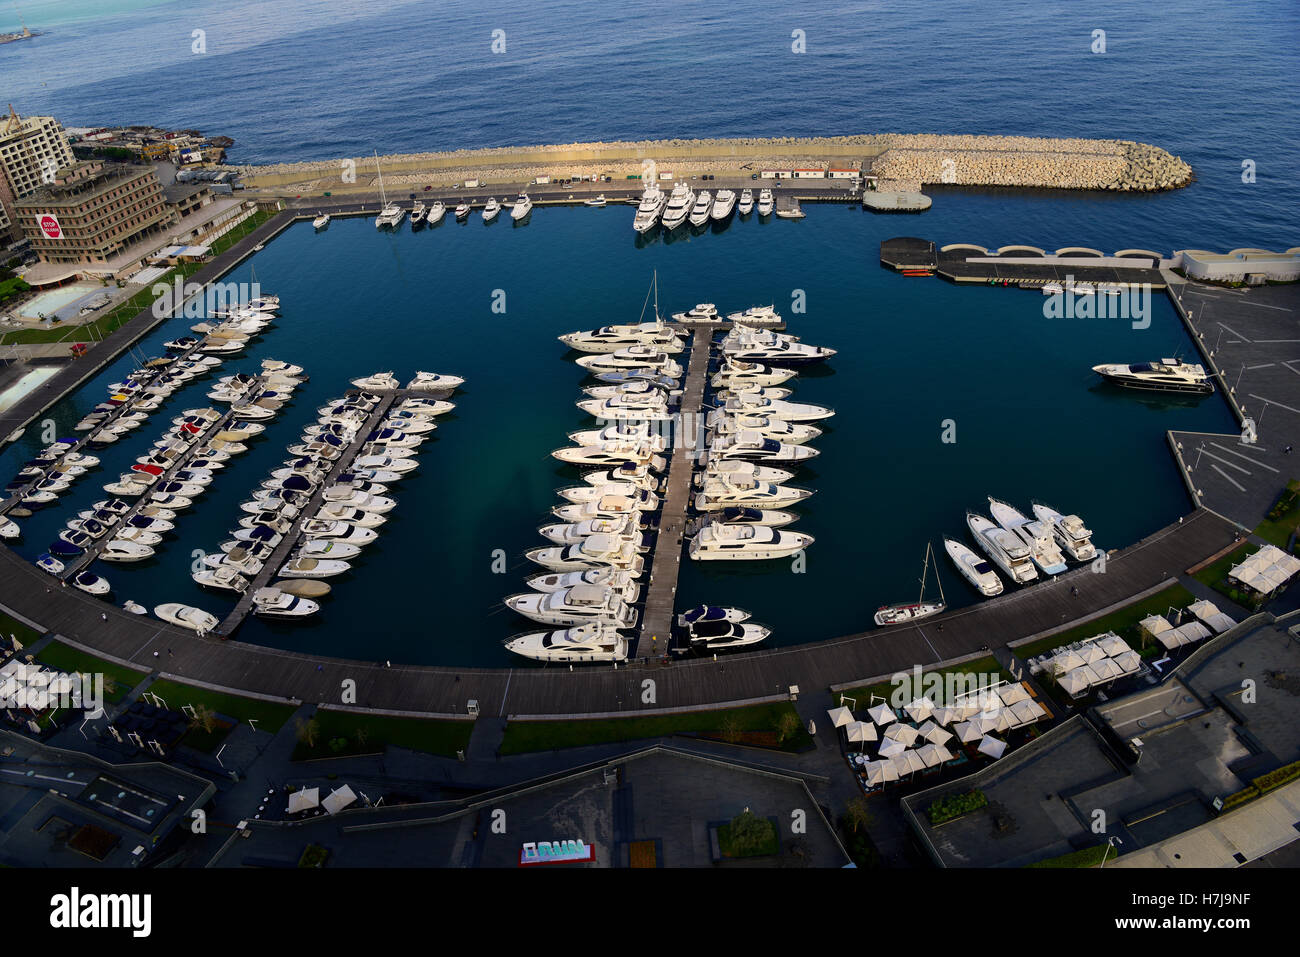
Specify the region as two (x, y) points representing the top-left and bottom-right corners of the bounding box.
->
(633, 325), (716, 658)
(218, 389), (403, 635)
(60, 383), (271, 580)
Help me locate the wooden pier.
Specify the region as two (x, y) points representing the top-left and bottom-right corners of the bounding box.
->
(217, 389), (404, 635)
(632, 325), (716, 658)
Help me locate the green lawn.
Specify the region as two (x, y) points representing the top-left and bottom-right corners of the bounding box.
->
(1190, 543), (1264, 610)
(0, 276), (31, 306)
(291, 709), (474, 761)
(1026, 844), (1111, 868)
(1013, 583), (1195, 660)
(145, 679), (295, 735)
(717, 815), (780, 858)
(499, 701), (811, 756)
(0, 611), (42, 646)
(834, 655), (1013, 710)
(1253, 480), (1300, 549)
(0, 208), (274, 346)
(35, 640), (147, 705)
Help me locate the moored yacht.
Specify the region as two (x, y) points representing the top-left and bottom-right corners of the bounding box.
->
(710, 189), (736, 221)
(426, 200), (447, 224)
(631, 184), (666, 233)
(510, 193), (533, 221)
(505, 583), (638, 628)
(660, 182), (694, 230)
(756, 188), (774, 216)
(689, 523), (813, 561)
(943, 536), (1004, 597)
(1091, 358), (1214, 394)
(737, 188), (754, 215)
(505, 623), (628, 663)
(481, 197), (502, 223)
(688, 190), (713, 227)
(874, 542), (947, 626)
(989, 497), (1068, 575)
(1032, 503), (1096, 562)
(967, 512), (1038, 584)
(313, 212), (331, 230)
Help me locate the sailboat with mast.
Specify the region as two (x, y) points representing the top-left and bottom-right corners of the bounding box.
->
(874, 541), (947, 626)
(373, 151), (405, 229)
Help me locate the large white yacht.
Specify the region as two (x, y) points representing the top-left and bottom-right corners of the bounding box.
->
(967, 512), (1038, 584)
(505, 583), (638, 628)
(696, 459), (794, 487)
(552, 440), (665, 470)
(505, 623), (628, 664)
(510, 193), (533, 221)
(1032, 503), (1097, 561)
(688, 190), (713, 227)
(694, 476), (812, 511)
(576, 395), (674, 422)
(526, 533), (645, 573)
(632, 184), (667, 233)
(711, 393), (834, 423)
(712, 360), (797, 390)
(559, 320), (683, 354)
(1091, 358), (1214, 394)
(756, 188), (774, 215)
(374, 151), (405, 228)
(988, 497), (1068, 575)
(525, 566), (640, 594)
(708, 413), (821, 445)
(708, 431), (819, 463)
(575, 348), (684, 378)
(711, 189), (736, 221)
(660, 182), (694, 230)
(481, 197), (502, 223)
(943, 537), (1004, 597)
(689, 523), (813, 561)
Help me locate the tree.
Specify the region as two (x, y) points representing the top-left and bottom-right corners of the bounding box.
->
(844, 795), (873, 833)
(728, 809), (773, 856)
(776, 710), (800, 744)
(188, 703), (217, 734)
(295, 716), (320, 749)
(720, 714), (742, 744)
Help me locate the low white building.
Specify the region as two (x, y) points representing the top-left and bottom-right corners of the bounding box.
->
(1176, 247), (1300, 284)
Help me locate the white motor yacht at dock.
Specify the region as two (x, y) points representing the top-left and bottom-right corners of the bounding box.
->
(967, 511), (1038, 584)
(505, 623), (628, 663)
(737, 188), (754, 215)
(505, 583), (639, 628)
(988, 496), (1068, 575)
(943, 536), (1004, 597)
(1091, 358), (1214, 394)
(1032, 502), (1097, 561)
(688, 523), (813, 561)
(510, 193), (533, 221)
(481, 197), (502, 223)
(710, 189), (736, 221)
(660, 182), (694, 230)
(688, 189), (713, 227)
(632, 184), (667, 233)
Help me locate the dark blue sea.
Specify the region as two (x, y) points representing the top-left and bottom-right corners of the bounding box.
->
(0, 1), (1293, 666)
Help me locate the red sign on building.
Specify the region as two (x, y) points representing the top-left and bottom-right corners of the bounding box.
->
(37, 214), (62, 239)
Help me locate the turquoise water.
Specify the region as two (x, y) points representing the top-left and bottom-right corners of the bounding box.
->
(0, 200), (1237, 665)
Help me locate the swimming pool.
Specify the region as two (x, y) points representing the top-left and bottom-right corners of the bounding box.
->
(16, 283), (104, 322)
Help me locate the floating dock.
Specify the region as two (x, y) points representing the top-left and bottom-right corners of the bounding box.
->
(632, 325), (716, 659)
(862, 191), (931, 213)
(880, 237), (1167, 287)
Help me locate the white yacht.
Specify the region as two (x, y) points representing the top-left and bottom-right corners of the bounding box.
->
(737, 188), (754, 215)
(406, 371), (463, 391)
(352, 371), (399, 390)
(1091, 358), (1214, 394)
(558, 482), (657, 507)
(757, 188), (774, 216)
(660, 182), (694, 230)
(568, 421), (665, 449)
(101, 539), (155, 562)
(874, 543), (947, 626)
(454, 202), (471, 221)
(708, 431), (818, 463)
(711, 393), (834, 423)
(155, 603), (219, 633)
(525, 566), (640, 594)
(632, 184), (666, 233)
(575, 348), (683, 378)
(672, 303), (719, 323)
(689, 523), (813, 561)
(694, 477), (811, 511)
(481, 197), (502, 223)
(538, 514), (642, 547)
(526, 533), (644, 573)
(682, 618), (770, 652)
(510, 193), (533, 221)
(193, 565), (250, 593)
(278, 557), (351, 578)
(505, 623), (628, 664)
(552, 494), (648, 524)
(697, 459), (794, 487)
(560, 320), (684, 354)
(943, 537), (1004, 597)
(427, 201), (447, 224)
(552, 441), (665, 470)
(1032, 503), (1097, 562)
(988, 497), (1068, 575)
(312, 212), (331, 230)
(410, 200), (427, 226)
(584, 194), (608, 207)
(253, 587), (320, 619)
(775, 203), (806, 220)
(708, 413), (821, 445)
(375, 152), (405, 228)
(710, 189), (736, 221)
(576, 395), (673, 422)
(505, 583), (638, 628)
(689, 189), (713, 226)
(711, 360), (797, 389)
(967, 512), (1038, 584)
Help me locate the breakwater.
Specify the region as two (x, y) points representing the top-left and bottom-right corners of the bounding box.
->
(234, 133), (1190, 195)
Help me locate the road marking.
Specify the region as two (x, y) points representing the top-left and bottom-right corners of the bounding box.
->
(1197, 448), (1251, 474)
(1209, 441), (1280, 473)
(1246, 363), (1276, 370)
(915, 626), (942, 662)
(1217, 322), (1251, 343)
(1209, 464), (1246, 492)
(1254, 339), (1300, 344)
(1248, 393), (1300, 415)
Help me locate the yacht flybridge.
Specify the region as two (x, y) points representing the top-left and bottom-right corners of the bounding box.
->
(874, 542), (947, 626)
(1091, 358), (1214, 394)
(988, 496), (1068, 575)
(1032, 502), (1096, 562)
(967, 511), (1038, 584)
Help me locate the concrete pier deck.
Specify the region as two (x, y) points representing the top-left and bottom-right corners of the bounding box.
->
(633, 326), (715, 658)
(218, 389), (403, 635)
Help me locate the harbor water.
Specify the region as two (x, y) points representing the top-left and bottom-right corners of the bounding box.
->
(0, 198), (1237, 665)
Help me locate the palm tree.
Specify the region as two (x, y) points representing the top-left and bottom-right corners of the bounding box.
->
(188, 703), (217, 735)
(295, 716), (320, 749)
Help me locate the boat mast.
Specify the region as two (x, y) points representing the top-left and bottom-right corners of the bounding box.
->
(374, 150), (387, 207)
(917, 542), (930, 604)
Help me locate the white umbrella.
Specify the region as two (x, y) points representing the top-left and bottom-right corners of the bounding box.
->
(846, 720), (878, 744)
(827, 706), (854, 728)
(953, 720), (982, 743)
(903, 697), (935, 723)
(287, 787), (320, 814)
(877, 737), (907, 758)
(883, 723), (920, 746)
(920, 721), (954, 746)
(997, 683), (1029, 706)
(977, 735), (1007, 759)
(867, 703), (896, 726)
(322, 784), (358, 814)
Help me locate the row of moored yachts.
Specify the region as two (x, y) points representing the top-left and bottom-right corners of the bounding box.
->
(175, 372), (463, 628)
(633, 184), (796, 233)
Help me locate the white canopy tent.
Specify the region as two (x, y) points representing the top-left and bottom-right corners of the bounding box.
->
(977, 735), (1007, 759)
(846, 720), (878, 744)
(1186, 599), (1236, 634)
(903, 698), (936, 723)
(866, 703), (897, 726)
(883, 723), (920, 746)
(322, 784), (358, 815)
(287, 787), (320, 814)
(827, 706), (854, 728)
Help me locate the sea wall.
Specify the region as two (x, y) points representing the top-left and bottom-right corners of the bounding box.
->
(233, 133), (1191, 194)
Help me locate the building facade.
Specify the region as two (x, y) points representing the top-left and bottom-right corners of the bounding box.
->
(15, 160), (178, 266)
(0, 110), (75, 243)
